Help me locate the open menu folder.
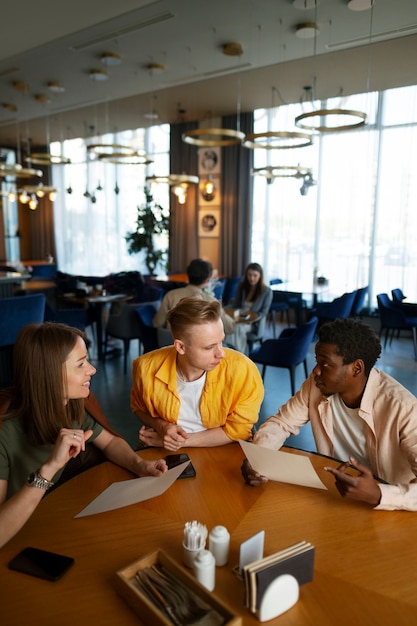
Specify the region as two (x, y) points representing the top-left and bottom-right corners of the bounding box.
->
(74, 461), (190, 518)
(239, 440), (326, 490)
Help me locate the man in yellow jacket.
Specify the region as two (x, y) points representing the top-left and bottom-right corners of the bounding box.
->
(131, 297), (264, 450)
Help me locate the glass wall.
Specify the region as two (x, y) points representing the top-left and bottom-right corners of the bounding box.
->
(51, 124), (170, 277)
(251, 85), (417, 309)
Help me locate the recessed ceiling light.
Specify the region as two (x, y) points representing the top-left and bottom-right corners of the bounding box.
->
(222, 42), (243, 56)
(34, 94), (51, 104)
(89, 68), (109, 81)
(295, 22), (320, 39)
(347, 0), (375, 10)
(100, 52), (122, 66)
(12, 80), (30, 92)
(47, 81), (65, 93)
(2, 102), (17, 112)
(292, 0), (320, 9)
(146, 62), (166, 74)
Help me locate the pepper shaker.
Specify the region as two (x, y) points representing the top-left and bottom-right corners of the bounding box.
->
(193, 549), (215, 591)
(209, 525), (230, 566)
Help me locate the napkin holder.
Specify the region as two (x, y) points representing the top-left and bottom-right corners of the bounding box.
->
(257, 574), (299, 621)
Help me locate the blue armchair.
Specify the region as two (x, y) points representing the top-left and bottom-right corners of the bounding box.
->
(249, 316), (318, 395)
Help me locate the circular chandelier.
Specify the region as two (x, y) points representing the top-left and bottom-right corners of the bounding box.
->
(146, 174), (199, 186)
(244, 131), (313, 150)
(26, 153), (71, 165)
(251, 165), (312, 180)
(87, 143), (136, 157)
(182, 128), (245, 147)
(98, 151), (153, 165)
(0, 163), (43, 178)
(295, 108), (368, 132)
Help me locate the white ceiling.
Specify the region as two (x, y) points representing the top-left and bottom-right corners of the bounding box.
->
(0, 0), (417, 146)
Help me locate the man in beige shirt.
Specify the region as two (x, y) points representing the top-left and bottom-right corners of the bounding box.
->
(152, 258), (235, 335)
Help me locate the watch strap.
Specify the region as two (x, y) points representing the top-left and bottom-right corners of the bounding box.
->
(27, 469), (54, 490)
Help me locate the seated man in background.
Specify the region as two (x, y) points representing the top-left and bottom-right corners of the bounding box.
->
(152, 258), (235, 337)
(241, 318), (417, 511)
(131, 298), (264, 450)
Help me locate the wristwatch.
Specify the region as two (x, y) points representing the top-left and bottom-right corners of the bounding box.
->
(26, 470), (54, 491)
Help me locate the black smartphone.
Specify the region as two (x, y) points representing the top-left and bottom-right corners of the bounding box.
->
(166, 453), (196, 479)
(8, 547), (74, 581)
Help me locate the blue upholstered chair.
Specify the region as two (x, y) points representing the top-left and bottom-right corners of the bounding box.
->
(391, 288), (407, 303)
(0, 293), (46, 387)
(269, 280), (290, 338)
(222, 276), (242, 306)
(350, 286), (368, 317)
(249, 316), (318, 395)
(312, 290), (357, 327)
(135, 305), (159, 353)
(104, 299), (160, 373)
(377, 293), (417, 359)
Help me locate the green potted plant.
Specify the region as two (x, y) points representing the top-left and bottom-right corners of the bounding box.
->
(125, 187), (170, 275)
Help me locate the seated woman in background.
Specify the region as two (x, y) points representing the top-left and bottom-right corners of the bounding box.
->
(0, 322), (167, 548)
(232, 262), (273, 353)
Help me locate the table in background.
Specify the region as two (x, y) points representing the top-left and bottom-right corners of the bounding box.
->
(0, 271), (26, 297)
(1, 444), (416, 626)
(62, 292), (129, 360)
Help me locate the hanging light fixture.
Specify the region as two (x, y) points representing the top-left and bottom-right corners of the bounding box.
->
(97, 151), (153, 165)
(251, 165), (312, 184)
(146, 174), (199, 204)
(182, 43), (246, 147)
(201, 175), (216, 201)
(244, 88), (313, 150)
(18, 184), (58, 201)
(294, 3), (369, 133)
(28, 195), (38, 210)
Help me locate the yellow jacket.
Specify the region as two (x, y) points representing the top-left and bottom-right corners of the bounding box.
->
(131, 346), (263, 441)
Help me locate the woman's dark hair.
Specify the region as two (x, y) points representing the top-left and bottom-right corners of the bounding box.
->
(10, 322), (88, 445)
(318, 318), (381, 376)
(239, 262), (266, 302)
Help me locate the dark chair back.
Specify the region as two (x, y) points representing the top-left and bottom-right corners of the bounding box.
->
(135, 305), (159, 353)
(392, 288), (406, 302)
(0, 293), (46, 347)
(212, 278), (226, 301)
(222, 276), (242, 306)
(0, 293), (46, 388)
(350, 286), (368, 316)
(249, 316), (318, 394)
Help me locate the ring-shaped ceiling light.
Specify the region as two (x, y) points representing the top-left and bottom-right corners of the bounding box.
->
(146, 174), (199, 186)
(251, 165), (312, 180)
(244, 131), (313, 150)
(98, 151), (153, 165)
(87, 143), (136, 157)
(295, 108), (368, 132)
(0, 163), (43, 178)
(26, 153), (71, 165)
(182, 128), (245, 147)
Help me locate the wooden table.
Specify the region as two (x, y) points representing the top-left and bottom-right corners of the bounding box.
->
(0, 271), (27, 297)
(1, 444), (416, 626)
(224, 308), (260, 324)
(62, 292), (128, 360)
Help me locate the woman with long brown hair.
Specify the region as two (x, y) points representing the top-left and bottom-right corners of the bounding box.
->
(0, 322), (167, 548)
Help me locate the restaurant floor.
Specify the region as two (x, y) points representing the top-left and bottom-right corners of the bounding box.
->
(88, 316), (417, 453)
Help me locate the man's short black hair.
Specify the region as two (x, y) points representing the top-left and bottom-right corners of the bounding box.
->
(318, 318), (381, 376)
(186, 258), (213, 285)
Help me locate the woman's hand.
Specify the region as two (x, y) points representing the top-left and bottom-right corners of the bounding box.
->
(136, 458), (168, 477)
(41, 428), (93, 477)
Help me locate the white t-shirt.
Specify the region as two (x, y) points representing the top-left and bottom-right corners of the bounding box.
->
(176, 372), (207, 432)
(332, 394), (369, 465)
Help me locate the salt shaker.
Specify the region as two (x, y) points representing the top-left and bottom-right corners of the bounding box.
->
(193, 550), (215, 591)
(209, 525), (230, 566)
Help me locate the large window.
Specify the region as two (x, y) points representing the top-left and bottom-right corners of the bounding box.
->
(251, 85), (417, 308)
(51, 124), (170, 276)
